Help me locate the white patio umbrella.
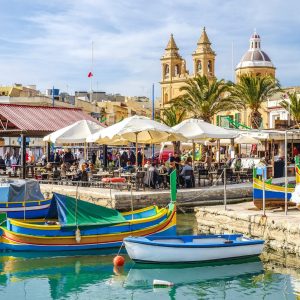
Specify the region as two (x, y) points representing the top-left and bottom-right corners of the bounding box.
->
(87, 115), (186, 166)
(172, 118), (237, 163)
(172, 119), (237, 140)
(235, 135), (261, 144)
(43, 120), (104, 159)
(43, 119), (104, 144)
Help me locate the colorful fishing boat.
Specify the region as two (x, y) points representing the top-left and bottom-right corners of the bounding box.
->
(0, 192), (176, 251)
(0, 180), (51, 219)
(252, 177), (295, 209)
(124, 234), (264, 263)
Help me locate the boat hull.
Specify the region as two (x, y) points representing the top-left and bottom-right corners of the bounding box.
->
(0, 208), (176, 252)
(124, 235), (264, 263)
(0, 199), (51, 219)
(253, 178), (295, 209)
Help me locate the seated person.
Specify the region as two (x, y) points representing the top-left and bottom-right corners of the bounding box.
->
(72, 169), (82, 181)
(123, 161), (134, 173)
(0, 156), (6, 171)
(180, 161), (194, 188)
(159, 163), (168, 174)
(144, 160), (151, 169)
(144, 163), (162, 188)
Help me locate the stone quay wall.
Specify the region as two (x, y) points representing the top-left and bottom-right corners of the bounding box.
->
(195, 203), (300, 256)
(40, 183), (252, 211)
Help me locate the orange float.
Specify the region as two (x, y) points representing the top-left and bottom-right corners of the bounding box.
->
(113, 255), (125, 267)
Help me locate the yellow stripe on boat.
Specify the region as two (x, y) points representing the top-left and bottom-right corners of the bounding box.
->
(122, 205), (157, 216)
(2, 198), (50, 205)
(253, 178), (294, 193)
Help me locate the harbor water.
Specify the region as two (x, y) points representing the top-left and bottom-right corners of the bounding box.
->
(0, 213), (300, 300)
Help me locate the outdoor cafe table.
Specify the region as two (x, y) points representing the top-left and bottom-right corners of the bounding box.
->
(91, 172), (111, 181)
(120, 173), (136, 182)
(234, 170), (248, 183)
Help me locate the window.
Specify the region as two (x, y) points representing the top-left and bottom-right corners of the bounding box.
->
(208, 60), (212, 73)
(164, 65), (169, 78)
(175, 64), (180, 76)
(197, 60), (202, 72)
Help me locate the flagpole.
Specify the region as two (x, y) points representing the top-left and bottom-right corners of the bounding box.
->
(90, 41), (94, 102)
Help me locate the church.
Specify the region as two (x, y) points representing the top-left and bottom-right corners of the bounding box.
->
(160, 27), (216, 106)
(160, 28), (280, 129)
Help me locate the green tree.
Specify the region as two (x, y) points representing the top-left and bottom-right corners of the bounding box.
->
(280, 91), (300, 127)
(230, 76), (281, 129)
(172, 75), (235, 123)
(158, 104), (186, 154)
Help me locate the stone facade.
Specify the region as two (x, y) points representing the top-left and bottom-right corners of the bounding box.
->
(160, 28), (216, 106)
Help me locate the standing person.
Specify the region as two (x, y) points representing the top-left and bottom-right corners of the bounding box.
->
(120, 150), (128, 168)
(137, 150), (143, 167)
(91, 151), (96, 165)
(4, 151), (11, 168)
(204, 149), (212, 170)
(54, 151), (61, 164)
(129, 150), (136, 166)
(170, 152), (181, 171)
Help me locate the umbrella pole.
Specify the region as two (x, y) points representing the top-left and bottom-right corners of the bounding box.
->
(217, 139), (220, 167)
(284, 131), (288, 215)
(135, 133), (138, 169)
(84, 142), (87, 160)
(192, 140), (195, 168)
(142, 144), (145, 167)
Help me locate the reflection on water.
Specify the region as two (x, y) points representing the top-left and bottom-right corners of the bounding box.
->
(0, 213), (298, 299)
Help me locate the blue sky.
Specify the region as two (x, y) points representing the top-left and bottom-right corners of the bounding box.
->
(0, 0), (299, 98)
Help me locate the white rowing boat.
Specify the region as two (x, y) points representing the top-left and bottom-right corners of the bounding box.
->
(124, 234), (264, 263)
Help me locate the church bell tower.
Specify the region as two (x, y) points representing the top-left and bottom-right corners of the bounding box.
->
(192, 27), (216, 79)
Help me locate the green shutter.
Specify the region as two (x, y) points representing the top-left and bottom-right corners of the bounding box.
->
(234, 113), (240, 123)
(216, 115), (220, 126)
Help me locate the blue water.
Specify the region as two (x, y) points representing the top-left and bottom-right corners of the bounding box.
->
(0, 213), (299, 300)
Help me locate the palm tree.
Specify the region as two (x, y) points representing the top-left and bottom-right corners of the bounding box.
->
(280, 91), (300, 127)
(158, 104), (186, 154)
(230, 76), (281, 129)
(171, 75), (235, 123)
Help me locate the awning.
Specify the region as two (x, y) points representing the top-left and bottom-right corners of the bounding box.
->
(0, 104), (101, 137)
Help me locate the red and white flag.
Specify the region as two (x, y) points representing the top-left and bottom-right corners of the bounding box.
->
(88, 72), (93, 78)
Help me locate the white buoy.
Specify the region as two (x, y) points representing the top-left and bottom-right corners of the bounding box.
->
(153, 279), (174, 287)
(75, 228), (81, 243)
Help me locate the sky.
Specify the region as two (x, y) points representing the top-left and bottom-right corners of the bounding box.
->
(0, 0), (299, 98)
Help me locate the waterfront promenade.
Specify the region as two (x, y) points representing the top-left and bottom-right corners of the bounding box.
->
(40, 181), (252, 211)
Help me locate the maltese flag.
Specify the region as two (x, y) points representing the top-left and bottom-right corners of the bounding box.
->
(88, 72), (93, 78)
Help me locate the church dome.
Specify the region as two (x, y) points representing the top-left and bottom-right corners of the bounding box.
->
(236, 32), (275, 69)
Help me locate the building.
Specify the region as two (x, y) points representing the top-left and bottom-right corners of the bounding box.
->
(235, 32), (276, 81)
(215, 31), (277, 129)
(160, 27), (216, 106)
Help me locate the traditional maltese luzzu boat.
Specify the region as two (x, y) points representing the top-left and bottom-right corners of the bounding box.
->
(0, 180), (51, 219)
(0, 193), (176, 251)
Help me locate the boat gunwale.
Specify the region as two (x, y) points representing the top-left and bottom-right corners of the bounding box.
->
(253, 178), (294, 193)
(124, 235), (264, 248)
(6, 205), (170, 230)
(0, 198), (51, 206)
